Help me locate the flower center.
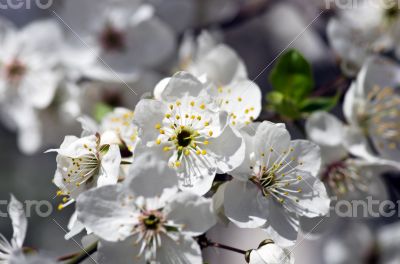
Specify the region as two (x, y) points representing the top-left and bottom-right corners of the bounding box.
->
(322, 159), (366, 196)
(6, 59), (26, 83)
(154, 99), (214, 171)
(249, 148), (303, 204)
(359, 85), (400, 151)
(99, 24), (125, 52)
(177, 128), (194, 148)
(142, 214), (162, 230)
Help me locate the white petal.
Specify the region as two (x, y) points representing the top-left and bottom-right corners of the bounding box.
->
(156, 234), (202, 264)
(207, 124), (245, 173)
(177, 154), (217, 196)
(261, 201), (299, 247)
(97, 144), (121, 187)
(287, 140), (321, 177)
(224, 179), (268, 228)
(157, 72), (204, 100)
(126, 151), (178, 198)
(209, 80), (262, 127)
(9, 195), (27, 249)
(255, 121), (291, 160)
(284, 170), (331, 217)
(76, 185), (137, 242)
(97, 237), (145, 264)
(165, 192), (216, 237)
(305, 111), (345, 147)
(134, 99), (168, 143)
(192, 44), (247, 85)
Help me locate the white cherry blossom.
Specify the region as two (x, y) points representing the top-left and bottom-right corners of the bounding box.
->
(76, 152), (216, 264)
(343, 56), (400, 167)
(47, 133), (121, 205)
(327, 0), (400, 75)
(59, 0), (175, 82)
(135, 72), (245, 195)
(156, 32), (262, 128)
(306, 111), (391, 200)
(223, 121), (330, 246)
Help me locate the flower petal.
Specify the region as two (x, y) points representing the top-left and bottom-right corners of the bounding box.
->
(76, 184), (137, 242)
(97, 144), (121, 187)
(126, 151), (178, 198)
(261, 201), (299, 247)
(134, 99), (168, 143)
(165, 192), (216, 237)
(207, 124), (245, 173)
(224, 179), (268, 228)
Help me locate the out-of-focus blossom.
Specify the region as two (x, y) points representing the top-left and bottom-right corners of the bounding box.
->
(327, 0), (400, 75)
(343, 56), (400, 167)
(0, 18), (64, 154)
(306, 111), (390, 200)
(77, 152), (216, 264)
(148, 0), (245, 33)
(223, 121), (330, 247)
(58, 0), (175, 82)
(156, 31), (262, 129)
(0, 195), (27, 264)
(323, 221), (375, 264)
(135, 72), (245, 195)
(9, 254), (56, 264)
(246, 239), (295, 264)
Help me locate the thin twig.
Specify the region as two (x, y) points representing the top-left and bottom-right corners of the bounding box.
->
(64, 242), (98, 264)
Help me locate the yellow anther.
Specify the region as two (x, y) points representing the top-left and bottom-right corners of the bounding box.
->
(56, 190), (63, 196)
(200, 104), (206, 110)
(163, 146), (171, 152)
(245, 109), (249, 114)
(201, 150), (207, 155)
(197, 116), (202, 121)
(57, 204), (64, 211)
(204, 140), (209, 145)
(196, 150), (201, 155)
(155, 123), (161, 129)
(175, 161), (181, 167)
(297, 176), (302, 181)
(238, 97), (242, 102)
(218, 87), (223, 93)
(184, 149), (190, 156)
(176, 115), (181, 120)
(169, 104), (174, 110)
(204, 121), (210, 126)
(209, 131), (213, 136)
(190, 101), (195, 107)
(159, 129), (165, 134)
(156, 139), (161, 145)
(185, 114), (189, 118)
(176, 101), (181, 106)
(191, 115), (196, 119)
(165, 113), (171, 118)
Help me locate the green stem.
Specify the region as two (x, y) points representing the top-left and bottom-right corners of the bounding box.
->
(62, 242), (98, 264)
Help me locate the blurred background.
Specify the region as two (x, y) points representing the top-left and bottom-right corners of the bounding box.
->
(0, 0), (400, 263)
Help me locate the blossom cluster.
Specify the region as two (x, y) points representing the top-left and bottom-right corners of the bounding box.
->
(1, 0), (400, 264)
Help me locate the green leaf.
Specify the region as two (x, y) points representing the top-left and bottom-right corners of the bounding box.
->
(266, 92), (302, 119)
(300, 96), (339, 113)
(94, 103), (113, 122)
(269, 49), (314, 102)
